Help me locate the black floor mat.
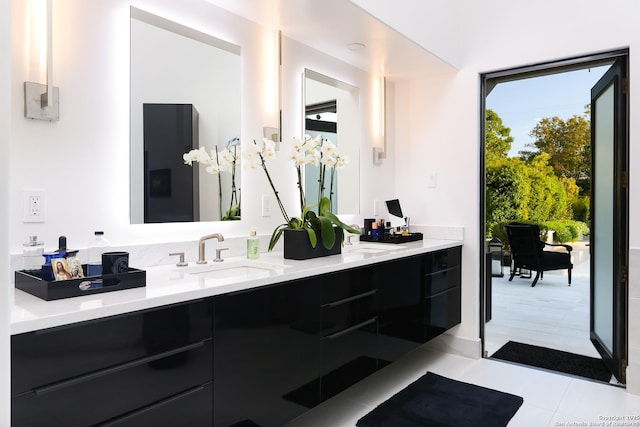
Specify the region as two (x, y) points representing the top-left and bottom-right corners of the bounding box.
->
(491, 341), (612, 382)
(357, 371), (523, 427)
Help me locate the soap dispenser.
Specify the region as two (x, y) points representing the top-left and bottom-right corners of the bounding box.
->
(247, 228), (260, 259)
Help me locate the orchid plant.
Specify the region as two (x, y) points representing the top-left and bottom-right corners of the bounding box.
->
(245, 135), (360, 251)
(183, 137), (241, 221)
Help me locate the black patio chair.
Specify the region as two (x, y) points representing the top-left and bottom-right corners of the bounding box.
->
(505, 223), (573, 287)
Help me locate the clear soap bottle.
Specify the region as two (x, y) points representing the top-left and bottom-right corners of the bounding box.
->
(87, 231), (110, 276)
(247, 228), (260, 259)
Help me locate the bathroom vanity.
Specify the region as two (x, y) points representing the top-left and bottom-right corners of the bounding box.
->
(10, 240), (462, 426)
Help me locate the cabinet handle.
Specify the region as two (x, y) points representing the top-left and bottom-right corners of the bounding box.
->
(426, 265), (459, 276)
(33, 340), (208, 396)
(321, 317), (377, 340)
(321, 289), (377, 308)
(97, 383), (209, 426)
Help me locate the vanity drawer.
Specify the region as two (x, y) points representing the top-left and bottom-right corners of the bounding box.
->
(424, 246), (461, 273)
(319, 267), (373, 305)
(424, 287), (461, 341)
(12, 298), (213, 395)
(424, 266), (461, 295)
(12, 339), (212, 427)
(321, 290), (377, 338)
(99, 382), (213, 427)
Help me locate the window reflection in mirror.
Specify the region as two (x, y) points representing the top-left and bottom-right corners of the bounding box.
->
(130, 7), (241, 224)
(304, 69), (360, 215)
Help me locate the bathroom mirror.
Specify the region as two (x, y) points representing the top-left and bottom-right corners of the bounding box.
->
(304, 69), (360, 215)
(130, 7), (241, 223)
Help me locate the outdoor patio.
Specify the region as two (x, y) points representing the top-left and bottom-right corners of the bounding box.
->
(485, 241), (598, 358)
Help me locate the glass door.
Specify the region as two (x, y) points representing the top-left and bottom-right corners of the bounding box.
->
(590, 56), (628, 384)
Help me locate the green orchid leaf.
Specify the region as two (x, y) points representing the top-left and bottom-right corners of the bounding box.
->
(268, 223), (288, 251)
(305, 227), (318, 248)
(319, 217), (336, 249)
(318, 197), (332, 215)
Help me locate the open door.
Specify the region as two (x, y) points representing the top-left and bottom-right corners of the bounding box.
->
(590, 56), (628, 384)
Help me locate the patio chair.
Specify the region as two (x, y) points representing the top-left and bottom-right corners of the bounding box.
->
(505, 223), (573, 287)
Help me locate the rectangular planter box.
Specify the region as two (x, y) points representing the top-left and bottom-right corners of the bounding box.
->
(283, 228), (342, 260)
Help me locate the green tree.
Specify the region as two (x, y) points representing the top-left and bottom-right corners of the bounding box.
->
(486, 154), (572, 234)
(485, 109), (514, 163)
(520, 107), (591, 196)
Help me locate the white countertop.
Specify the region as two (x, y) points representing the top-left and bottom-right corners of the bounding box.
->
(10, 239), (462, 335)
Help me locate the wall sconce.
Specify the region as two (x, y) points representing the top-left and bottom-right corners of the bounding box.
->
(25, 0), (59, 121)
(373, 76), (386, 164)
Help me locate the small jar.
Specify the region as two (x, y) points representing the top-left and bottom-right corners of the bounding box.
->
(22, 236), (44, 271)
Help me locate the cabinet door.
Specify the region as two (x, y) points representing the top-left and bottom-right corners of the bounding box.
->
(214, 278), (321, 427)
(376, 255), (426, 356)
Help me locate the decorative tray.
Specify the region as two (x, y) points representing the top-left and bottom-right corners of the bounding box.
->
(15, 266), (146, 301)
(359, 232), (423, 244)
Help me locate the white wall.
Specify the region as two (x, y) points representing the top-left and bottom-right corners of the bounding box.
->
(8, 0), (382, 256)
(383, 0), (640, 391)
(1, 0), (11, 422)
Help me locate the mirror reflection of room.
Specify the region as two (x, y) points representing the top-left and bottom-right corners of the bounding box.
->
(129, 7), (241, 224)
(304, 69), (360, 215)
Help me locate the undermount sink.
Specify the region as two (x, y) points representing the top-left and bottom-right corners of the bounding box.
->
(343, 243), (406, 254)
(177, 260), (284, 281)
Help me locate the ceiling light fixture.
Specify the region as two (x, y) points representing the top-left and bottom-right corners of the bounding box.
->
(347, 42), (366, 51)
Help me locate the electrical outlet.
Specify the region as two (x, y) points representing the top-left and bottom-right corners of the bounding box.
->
(24, 190), (46, 223)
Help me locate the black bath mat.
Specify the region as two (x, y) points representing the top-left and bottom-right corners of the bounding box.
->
(491, 341), (612, 382)
(283, 356), (391, 408)
(357, 372), (523, 427)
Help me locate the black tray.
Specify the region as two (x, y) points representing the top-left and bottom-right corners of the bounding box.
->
(359, 232), (423, 244)
(15, 266), (146, 301)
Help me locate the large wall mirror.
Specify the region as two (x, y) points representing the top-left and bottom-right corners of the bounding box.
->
(304, 69), (360, 215)
(130, 7), (241, 224)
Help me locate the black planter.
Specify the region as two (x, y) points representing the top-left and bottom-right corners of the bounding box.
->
(283, 228), (343, 260)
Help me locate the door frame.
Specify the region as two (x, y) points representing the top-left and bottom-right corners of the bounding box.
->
(479, 49), (629, 366)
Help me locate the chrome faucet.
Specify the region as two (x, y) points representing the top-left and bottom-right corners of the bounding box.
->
(346, 224), (361, 245)
(197, 233), (225, 264)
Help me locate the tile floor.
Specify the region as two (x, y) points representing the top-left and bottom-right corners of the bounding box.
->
(288, 242), (640, 426)
(286, 347), (640, 426)
(485, 241), (598, 358)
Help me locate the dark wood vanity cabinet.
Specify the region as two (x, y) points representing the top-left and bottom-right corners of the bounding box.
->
(11, 299), (213, 427)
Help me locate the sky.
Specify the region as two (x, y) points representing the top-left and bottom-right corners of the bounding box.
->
(486, 65), (610, 157)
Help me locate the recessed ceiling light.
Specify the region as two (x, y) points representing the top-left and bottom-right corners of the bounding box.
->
(347, 42), (366, 51)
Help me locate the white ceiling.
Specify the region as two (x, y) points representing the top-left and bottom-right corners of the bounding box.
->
(205, 0), (457, 80)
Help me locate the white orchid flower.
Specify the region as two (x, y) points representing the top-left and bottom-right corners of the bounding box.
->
(205, 164), (221, 174)
(335, 154), (350, 170)
(305, 154), (319, 166)
(321, 155), (337, 167)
